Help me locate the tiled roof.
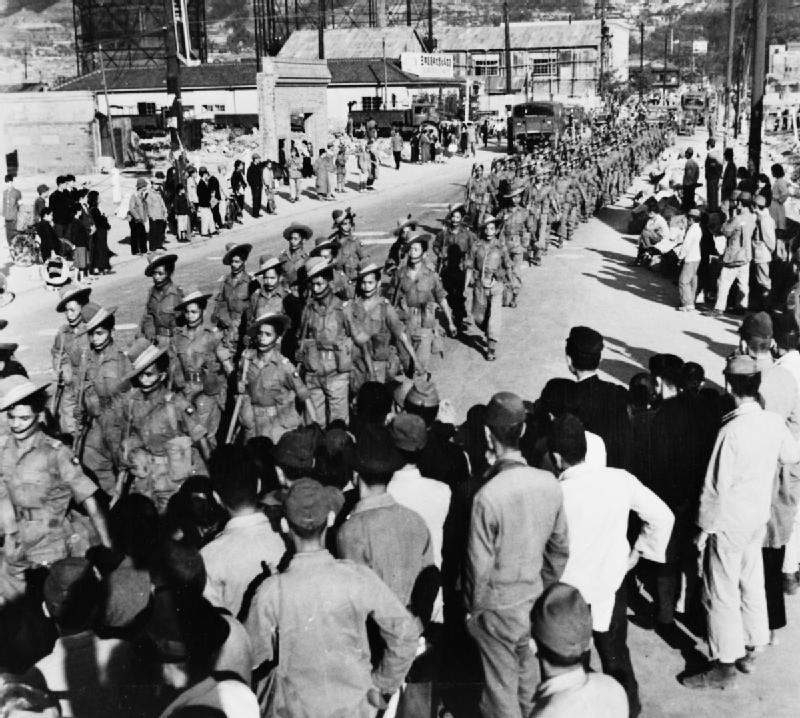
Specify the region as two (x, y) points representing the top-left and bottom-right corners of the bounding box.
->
(434, 20), (617, 52)
(327, 57), (451, 86)
(278, 27), (425, 59)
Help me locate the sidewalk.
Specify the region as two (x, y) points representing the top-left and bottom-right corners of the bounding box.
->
(2, 149), (481, 299)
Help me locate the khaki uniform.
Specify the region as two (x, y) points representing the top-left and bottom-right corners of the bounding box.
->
(336, 234), (365, 284)
(278, 248), (309, 289)
(434, 224), (476, 326)
(0, 430), (98, 598)
(173, 325), (231, 442)
(239, 347), (309, 443)
(51, 321), (88, 437)
(467, 238), (510, 349)
(139, 280), (184, 349)
(389, 263), (448, 373)
(248, 283), (289, 326)
(346, 295), (406, 390)
(499, 206), (532, 299)
(118, 386), (207, 512)
(211, 271), (255, 349)
(71, 343), (131, 496)
(296, 292), (363, 426)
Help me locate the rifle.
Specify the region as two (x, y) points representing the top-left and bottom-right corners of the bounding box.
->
(71, 349), (89, 463)
(225, 351), (250, 444)
(50, 334), (66, 427)
(111, 396), (135, 507)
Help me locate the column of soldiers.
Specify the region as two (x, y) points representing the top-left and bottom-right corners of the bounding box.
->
(0, 118), (668, 601)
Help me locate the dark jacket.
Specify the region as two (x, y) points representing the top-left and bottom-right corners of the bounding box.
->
(246, 163), (262, 189)
(721, 161), (737, 200)
(49, 189), (73, 226)
(197, 179), (212, 208)
(573, 374), (631, 470)
(37, 220), (61, 259)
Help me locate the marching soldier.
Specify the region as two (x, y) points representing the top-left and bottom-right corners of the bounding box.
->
(386, 215), (417, 274)
(466, 216), (511, 362)
(0, 375), (111, 601)
(465, 164), (491, 228)
(72, 305), (132, 496)
(498, 187), (533, 307)
(116, 339), (210, 512)
(139, 253), (184, 349)
(52, 285), (93, 437)
(434, 204), (476, 328)
(173, 289), (234, 443)
(388, 233), (456, 374)
(296, 257), (368, 426)
(0, 342), (26, 381)
(348, 263), (416, 391)
(278, 222), (312, 293)
(331, 208), (364, 286)
(309, 236), (352, 300)
(237, 312), (315, 443)
(210, 242), (255, 350)
(248, 256), (290, 323)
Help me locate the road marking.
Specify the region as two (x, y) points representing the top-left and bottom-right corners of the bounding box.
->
(36, 328), (58, 337)
(417, 202), (451, 208)
(355, 230), (390, 237)
(363, 238), (396, 245)
(116, 323), (138, 332)
(206, 256), (223, 260)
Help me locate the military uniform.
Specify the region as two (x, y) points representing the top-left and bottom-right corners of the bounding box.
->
(499, 204), (533, 303)
(239, 346), (309, 443)
(296, 291), (363, 426)
(173, 324), (231, 442)
(467, 236), (511, 358)
(139, 279), (184, 349)
(118, 385), (207, 512)
(346, 295), (406, 390)
(389, 262), (449, 373)
(336, 234), (365, 284)
(211, 271), (256, 349)
(71, 342), (131, 495)
(0, 429), (99, 598)
(51, 320), (88, 436)
(247, 283), (290, 327)
(277, 247), (309, 290)
(434, 223), (476, 326)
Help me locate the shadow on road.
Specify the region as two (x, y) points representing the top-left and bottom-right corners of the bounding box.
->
(582, 248), (674, 307)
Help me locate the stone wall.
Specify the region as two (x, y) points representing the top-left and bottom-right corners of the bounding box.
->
(1, 91), (100, 175)
(258, 58), (331, 160)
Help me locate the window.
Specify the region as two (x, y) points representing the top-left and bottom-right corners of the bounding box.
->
(137, 102), (156, 116)
(530, 53), (557, 78)
(362, 96), (382, 111)
(215, 104), (226, 112)
(473, 54), (500, 76)
(202, 104), (215, 112)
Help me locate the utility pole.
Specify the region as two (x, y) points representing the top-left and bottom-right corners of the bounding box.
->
(98, 43), (118, 167)
(427, 0), (434, 52)
(406, 0), (412, 26)
(749, 0), (767, 175)
(318, 0), (325, 59)
(639, 22), (644, 101)
(163, 0), (183, 146)
(503, 1), (512, 95)
(663, 24), (669, 102)
(598, 0), (607, 97)
(382, 37), (388, 108)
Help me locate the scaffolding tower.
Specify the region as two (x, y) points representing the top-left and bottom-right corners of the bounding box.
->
(73, 0), (208, 76)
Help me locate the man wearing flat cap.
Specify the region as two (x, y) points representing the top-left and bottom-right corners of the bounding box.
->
(566, 326), (631, 469)
(0, 377), (111, 601)
(139, 253), (184, 350)
(529, 583), (628, 717)
(465, 391), (569, 718)
(211, 243), (256, 350)
(686, 354), (800, 688)
(246, 478), (419, 717)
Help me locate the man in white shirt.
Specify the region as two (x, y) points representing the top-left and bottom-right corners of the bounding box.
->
(676, 209), (702, 311)
(685, 355), (800, 689)
(753, 194), (777, 304)
(636, 203), (670, 266)
(201, 446), (286, 618)
(550, 414), (674, 718)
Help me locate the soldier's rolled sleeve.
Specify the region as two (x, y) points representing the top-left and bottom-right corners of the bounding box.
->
(56, 445), (99, 504)
(283, 364), (309, 402)
(385, 305), (406, 340)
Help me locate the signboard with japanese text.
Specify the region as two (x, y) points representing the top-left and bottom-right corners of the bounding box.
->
(400, 52), (455, 79)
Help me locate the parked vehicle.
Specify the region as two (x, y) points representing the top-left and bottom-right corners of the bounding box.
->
(506, 101), (565, 152)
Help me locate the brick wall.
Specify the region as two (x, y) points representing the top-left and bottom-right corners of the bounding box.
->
(0, 91), (100, 175)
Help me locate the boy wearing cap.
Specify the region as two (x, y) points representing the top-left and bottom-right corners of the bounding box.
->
(23, 557), (142, 718)
(70, 305), (132, 495)
(529, 583), (628, 717)
(246, 478), (419, 717)
(348, 264), (415, 390)
(115, 339), (210, 512)
(465, 391), (569, 718)
(466, 217), (511, 361)
(686, 355), (800, 688)
(211, 243), (256, 350)
(389, 234), (457, 372)
(128, 179), (148, 255)
(676, 209), (702, 311)
(238, 312), (314, 442)
(753, 194), (777, 302)
(0, 378), (111, 600)
(139, 253), (184, 349)
(173, 290), (234, 441)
